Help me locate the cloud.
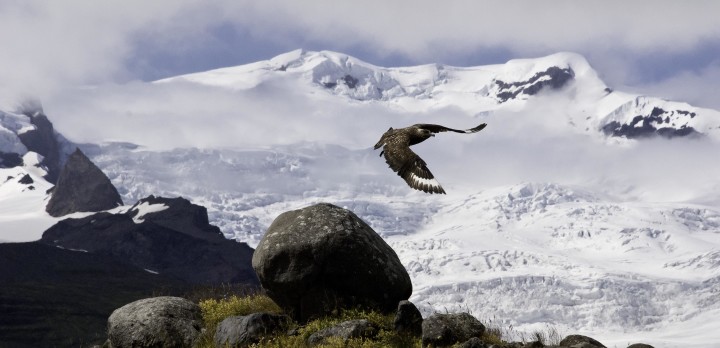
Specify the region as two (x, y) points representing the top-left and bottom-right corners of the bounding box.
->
(625, 62), (720, 110)
(431, 104), (720, 202)
(45, 78), (408, 150)
(44, 75), (720, 204)
(4, 1), (719, 85)
(218, 1), (720, 61)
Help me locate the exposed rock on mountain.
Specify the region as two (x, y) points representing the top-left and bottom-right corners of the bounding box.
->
(252, 203), (412, 322)
(0, 152), (23, 168)
(15, 101), (65, 182)
(602, 103), (702, 139)
(493, 66), (575, 102)
(40, 195), (258, 285)
(45, 148), (122, 217)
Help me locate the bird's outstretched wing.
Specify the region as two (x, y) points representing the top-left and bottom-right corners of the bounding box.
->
(381, 138), (446, 194)
(415, 123), (487, 134)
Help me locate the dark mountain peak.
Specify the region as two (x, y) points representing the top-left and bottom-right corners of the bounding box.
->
(16, 111), (63, 182)
(45, 147), (123, 217)
(127, 195), (223, 240)
(40, 195), (258, 286)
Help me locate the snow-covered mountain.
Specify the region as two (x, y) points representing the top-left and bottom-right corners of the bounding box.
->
(3, 50), (720, 347)
(162, 49), (720, 141)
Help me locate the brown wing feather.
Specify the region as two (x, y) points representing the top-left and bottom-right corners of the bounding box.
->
(415, 123), (487, 134)
(381, 135), (446, 194)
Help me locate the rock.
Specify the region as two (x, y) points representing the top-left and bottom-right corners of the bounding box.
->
(252, 203), (412, 322)
(126, 195), (223, 241)
(394, 300), (423, 337)
(40, 196), (259, 285)
(45, 148), (122, 217)
(494, 66), (574, 102)
(214, 312), (290, 347)
(0, 152), (23, 168)
(18, 174), (34, 184)
(460, 337), (489, 348)
(16, 106), (63, 183)
(307, 319), (379, 346)
(107, 296), (202, 348)
(627, 344), (654, 348)
(559, 334), (606, 348)
(421, 312), (485, 347)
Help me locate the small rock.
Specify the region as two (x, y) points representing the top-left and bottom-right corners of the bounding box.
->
(461, 336), (489, 348)
(307, 319), (379, 346)
(559, 334), (606, 348)
(214, 312), (290, 347)
(394, 300), (423, 337)
(422, 312), (485, 347)
(18, 174), (34, 184)
(627, 344), (654, 348)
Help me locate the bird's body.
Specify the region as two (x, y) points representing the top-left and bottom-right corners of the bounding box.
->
(374, 123), (487, 194)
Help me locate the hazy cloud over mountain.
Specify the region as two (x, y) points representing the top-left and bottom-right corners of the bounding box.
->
(2, 1), (719, 108)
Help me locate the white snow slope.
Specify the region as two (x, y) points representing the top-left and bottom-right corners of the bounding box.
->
(4, 50), (720, 347)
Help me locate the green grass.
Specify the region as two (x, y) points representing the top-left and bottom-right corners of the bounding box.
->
(194, 294), (560, 348)
(196, 294), (283, 347)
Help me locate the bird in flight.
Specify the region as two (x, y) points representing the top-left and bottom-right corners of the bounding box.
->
(374, 123), (487, 194)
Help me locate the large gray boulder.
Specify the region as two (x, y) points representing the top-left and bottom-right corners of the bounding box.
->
(214, 312), (290, 347)
(107, 296), (202, 348)
(46, 148), (122, 217)
(421, 313), (485, 347)
(252, 203), (412, 322)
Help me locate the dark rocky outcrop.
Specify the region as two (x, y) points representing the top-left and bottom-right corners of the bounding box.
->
(252, 203), (412, 322)
(602, 106), (702, 139)
(494, 67), (575, 102)
(214, 312), (290, 347)
(394, 300), (423, 337)
(107, 296), (202, 348)
(421, 312), (485, 347)
(40, 195), (259, 285)
(0, 152), (23, 168)
(16, 102), (63, 182)
(18, 174), (33, 184)
(0, 242), (185, 348)
(307, 319), (379, 346)
(45, 148), (122, 217)
(559, 334), (606, 347)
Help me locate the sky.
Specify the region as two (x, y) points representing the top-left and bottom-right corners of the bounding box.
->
(1, 0), (719, 110)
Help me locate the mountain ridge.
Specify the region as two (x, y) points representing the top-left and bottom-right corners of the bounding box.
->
(160, 49), (720, 141)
